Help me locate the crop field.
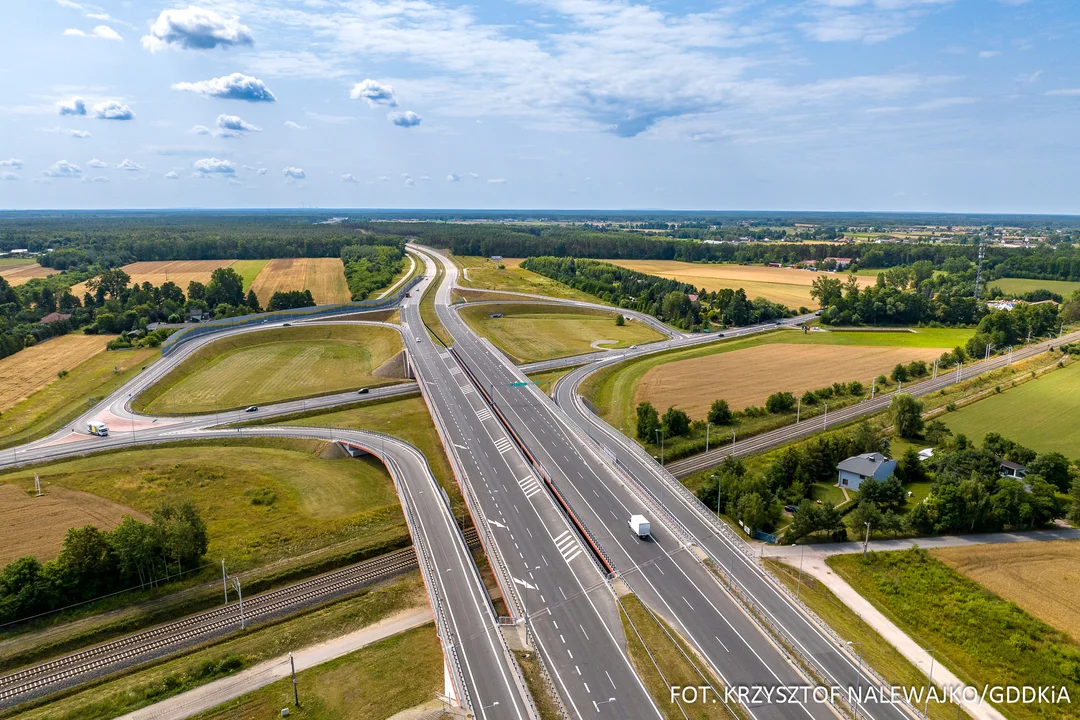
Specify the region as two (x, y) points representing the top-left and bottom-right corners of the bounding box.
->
(634, 343), (944, 418)
(603, 259), (876, 308)
(932, 541), (1080, 642)
(0, 258), (56, 285)
(941, 359), (1080, 459)
(0, 333), (115, 412)
(70, 260), (267, 297)
(990, 277), (1080, 298)
(456, 255), (604, 302)
(459, 303), (666, 363)
(0, 439), (403, 569)
(249, 257), (350, 306)
(139, 325), (402, 414)
(0, 484), (145, 565)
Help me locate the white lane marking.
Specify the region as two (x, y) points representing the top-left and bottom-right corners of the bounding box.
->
(715, 636), (730, 652)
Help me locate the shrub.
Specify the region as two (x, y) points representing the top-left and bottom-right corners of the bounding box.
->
(245, 487), (277, 506)
(765, 391), (796, 414)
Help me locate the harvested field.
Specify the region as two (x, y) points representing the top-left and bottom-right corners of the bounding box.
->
(0, 484), (145, 565)
(249, 258), (350, 306)
(932, 541), (1080, 643)
(634, 343), (945, 419)
(604, 259), (875, 308)
(0, 260), (56, 286)
(69, 260), (248, 297)
(0, 333), (115, 412)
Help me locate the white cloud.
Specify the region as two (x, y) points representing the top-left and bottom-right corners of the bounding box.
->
(216, 114), (261, 134)
(117, 158), (143, 171)
(1047, 88), (1080, 96)
(57, 97), (86, 116)
(350, 79), (397, 107)
(172, 73), (276, 102)
(284, 120), (307, 130)
(256, 167), (268, 176)
(164, 170), (179, 179)
(228, 178), (243, 186)
(193, 157), (235, 174)
(191, 125), (212, 135)
(87, 158), (107, 168)
(40, 126), (92, 138)
(0, 159), (23, 169)
(446, 174), (461, 182)
(283, 166), (305, 179)
(388, 110), (421, 128)
(142, 6), (253, 53)
(85, 175), (109, 183)
(342, 173), (359, 183)
(43, 160), (82, 178)
(978, 50), (1000, 58)
(487, 178), (507, 184)
(92, 100), (134, 120)
(0, 171), (19, 181)
(63, 25), (122, 40)
(69, 129), (92, 138)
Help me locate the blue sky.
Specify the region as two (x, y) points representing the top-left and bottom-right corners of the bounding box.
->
(0, 0), (1077, 212)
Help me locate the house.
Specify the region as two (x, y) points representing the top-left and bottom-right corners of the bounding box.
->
(918, 448), (934, 462)
(988, 300), (1016, 312)
(38, 312), (72, 324)
(688, 294), (699, 302)
(836, 452), (897, 491)
(999, 461), (1027, 479)
(824, 256), (853, 269)
(185, 308), (209, 323)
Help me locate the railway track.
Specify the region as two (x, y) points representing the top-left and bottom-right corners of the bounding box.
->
(0, 527), (479, 708)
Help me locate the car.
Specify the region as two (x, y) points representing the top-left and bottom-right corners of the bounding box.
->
(415, 337), (421, 342)
(629, 345), (637, 349)
(357, 388), (369, 394)
(245, 406), (258, 412)
(717, 333), (725, 337)
(282, 322), (292, 327)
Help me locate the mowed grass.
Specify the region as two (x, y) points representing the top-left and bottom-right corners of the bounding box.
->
(603, 259), (875, 309)
(191, 625), (443, 720)
(231, 259), (270, 290)
(0, 345), (159, 447)
(828, 550), (1080, 720)
(932, 541), (1080, 643)
(990, 277), (1080, 298)
(138, 325), (402, 414)
(455, 255), (604, 302)
(459, 303), (665, 364)
(0, 439), (403, 570)
(250, 258), (351, 306)
(940, 359), (1080, 460)
(0, 333), (115, 412)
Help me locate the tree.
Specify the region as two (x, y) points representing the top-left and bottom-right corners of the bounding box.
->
(87, 268), (130, 299)
(810, 276), (843, 308)
(267, 290), (316, 311)
(896, 448), (926, 486)
(204, 267), (245, 307)
(187, 281), (206, 302)
(1069, 474), (1080, 525)
(889, 393), (924, 439)
(707, 399), (733, 425)
(111, 516), (161, 589)
(636, 402), (659, 441)
(55, 525), (117, 600)
(765, 391), (796, 414)
(152, 501), (208, 575)
(890, 363), (909, 383)
(849, 500), (883, 535)
(245, 289), (262, 313)
(615, 314), (625, 327)
(661, 407), (690, 436)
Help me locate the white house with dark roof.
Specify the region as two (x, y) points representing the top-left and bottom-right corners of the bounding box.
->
(836, 452), (897, 491)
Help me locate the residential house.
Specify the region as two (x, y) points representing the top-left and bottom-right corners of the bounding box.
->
(836, 452), (897, 491)
(38, 312), (72, 324)
(999, 460), (1027, 479)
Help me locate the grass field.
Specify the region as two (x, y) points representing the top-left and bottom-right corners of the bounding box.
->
(635, 343), (946, 418)
(455, 255), (604, 302)
(0, 439), (403, 569)
(69, 260), (267, 297)
(0, 484), (145, 565)
(990, 277), (1080, 298)
(250, 258), (351, 306)
(459, 303), (665, 364)
(9, 575), (429, 720)
(0, 258), (56, 286)
(603, 259), (876, 309)
(828, 550), (1080, 720)
(932, 541), (1080, 643)
(138, 325), (402, 414)
(940, 359), (1080, 460)
(0, 333), (115, 412)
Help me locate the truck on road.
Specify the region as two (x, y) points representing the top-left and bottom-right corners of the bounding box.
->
(628, 514), (650, 539)
(87, 421), (109, 437)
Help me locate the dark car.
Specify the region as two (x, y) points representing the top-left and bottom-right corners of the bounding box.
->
(245, 406), (258, 412)
(282, 322), (292, 327)
(357, 388), (369, 394)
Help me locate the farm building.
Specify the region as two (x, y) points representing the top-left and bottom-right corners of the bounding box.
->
(836, 452), (897, 491)
(38, 312), (72, 324)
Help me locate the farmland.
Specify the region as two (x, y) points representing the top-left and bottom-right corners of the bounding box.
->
(0, 439), (404, 570)
(0, 258), (56, 286)
(455, 255), (604, 302)
(990, 277), (1080, 298)
(138, 324), (403, 415)
(249, 257), (351, 306)
(0, 333), (115, 412)
(940, 359), (1080, 459)
(635, 343), (946, 419)
(459, 303), (666, 364)
(932, 541), (1080, 642)
(70, 260), (268, 297)
(603, 259), (876, 309)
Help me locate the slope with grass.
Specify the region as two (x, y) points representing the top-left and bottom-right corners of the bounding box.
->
(137, 324), (402, 414)
(939, 359), (1080, 460)
(460, 303), (665, 364)
(455, 255), (604, 302)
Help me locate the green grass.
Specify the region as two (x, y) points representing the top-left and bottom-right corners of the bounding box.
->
(0, 439), (404, 571)
(989, 277), (1080, 298)
(513, 650), (563, 720)
(940, 359), (1080, 460)
(455, 255), (604, 303)
(828, 550), (1080, 720)
(459, 303), (666, 364)
(419, 251), (452, 347)
(0, 347), (160, 449)
(191, 625), (443, 720)
(136, 325), (403, 415)
(231, 259), (270, 291)
(4, 575), (429, 720)
(766, 560), (971, 720)
(0, 257), (37, 267)
(526, 367), (579, 397)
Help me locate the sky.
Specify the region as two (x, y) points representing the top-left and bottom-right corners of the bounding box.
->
(0, 0), (1078, 213)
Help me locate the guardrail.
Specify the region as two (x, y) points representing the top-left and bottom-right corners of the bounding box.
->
(160, 276), (421, 356)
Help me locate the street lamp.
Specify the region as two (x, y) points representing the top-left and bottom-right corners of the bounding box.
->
(862, 521), (871, 558)
(705, 422), (712, 452)
(847, 641), (864, 720)
(655, 428), (665, 466)
(922, 648), (936, 720)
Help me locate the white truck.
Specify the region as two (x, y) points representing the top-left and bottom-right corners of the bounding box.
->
(87, 421), (109, 437)
(628, 514), (650, 539)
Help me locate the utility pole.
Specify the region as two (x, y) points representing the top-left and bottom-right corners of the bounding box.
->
(705, 422), (711, 453)
(922, 648), (936, 720)
(290, 652), (300, 706)
(797, 545), (805, 601)
(974, 236), (984, 301)
(232, 576), (245, 629)
(731, 429), (736, 457)
(863, 521), (871, 559)
(796, 396), (801, 423)
(655, 428), (665, 466)
(823, 402), (828, 430)
(848, 641), (865, 720)
(932, 358), (937, 379)
(222, 560), (228, 604)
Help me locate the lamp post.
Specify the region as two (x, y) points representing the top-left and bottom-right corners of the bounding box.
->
(655, 428), (665, 467)
(922, 648), (936, 720)
(847, 641), (864, 720)
(823, 402), (828, 430)
(862, 521), (871, 559)
(796, 396), (801, 423)
(705, 422), (711, 453)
